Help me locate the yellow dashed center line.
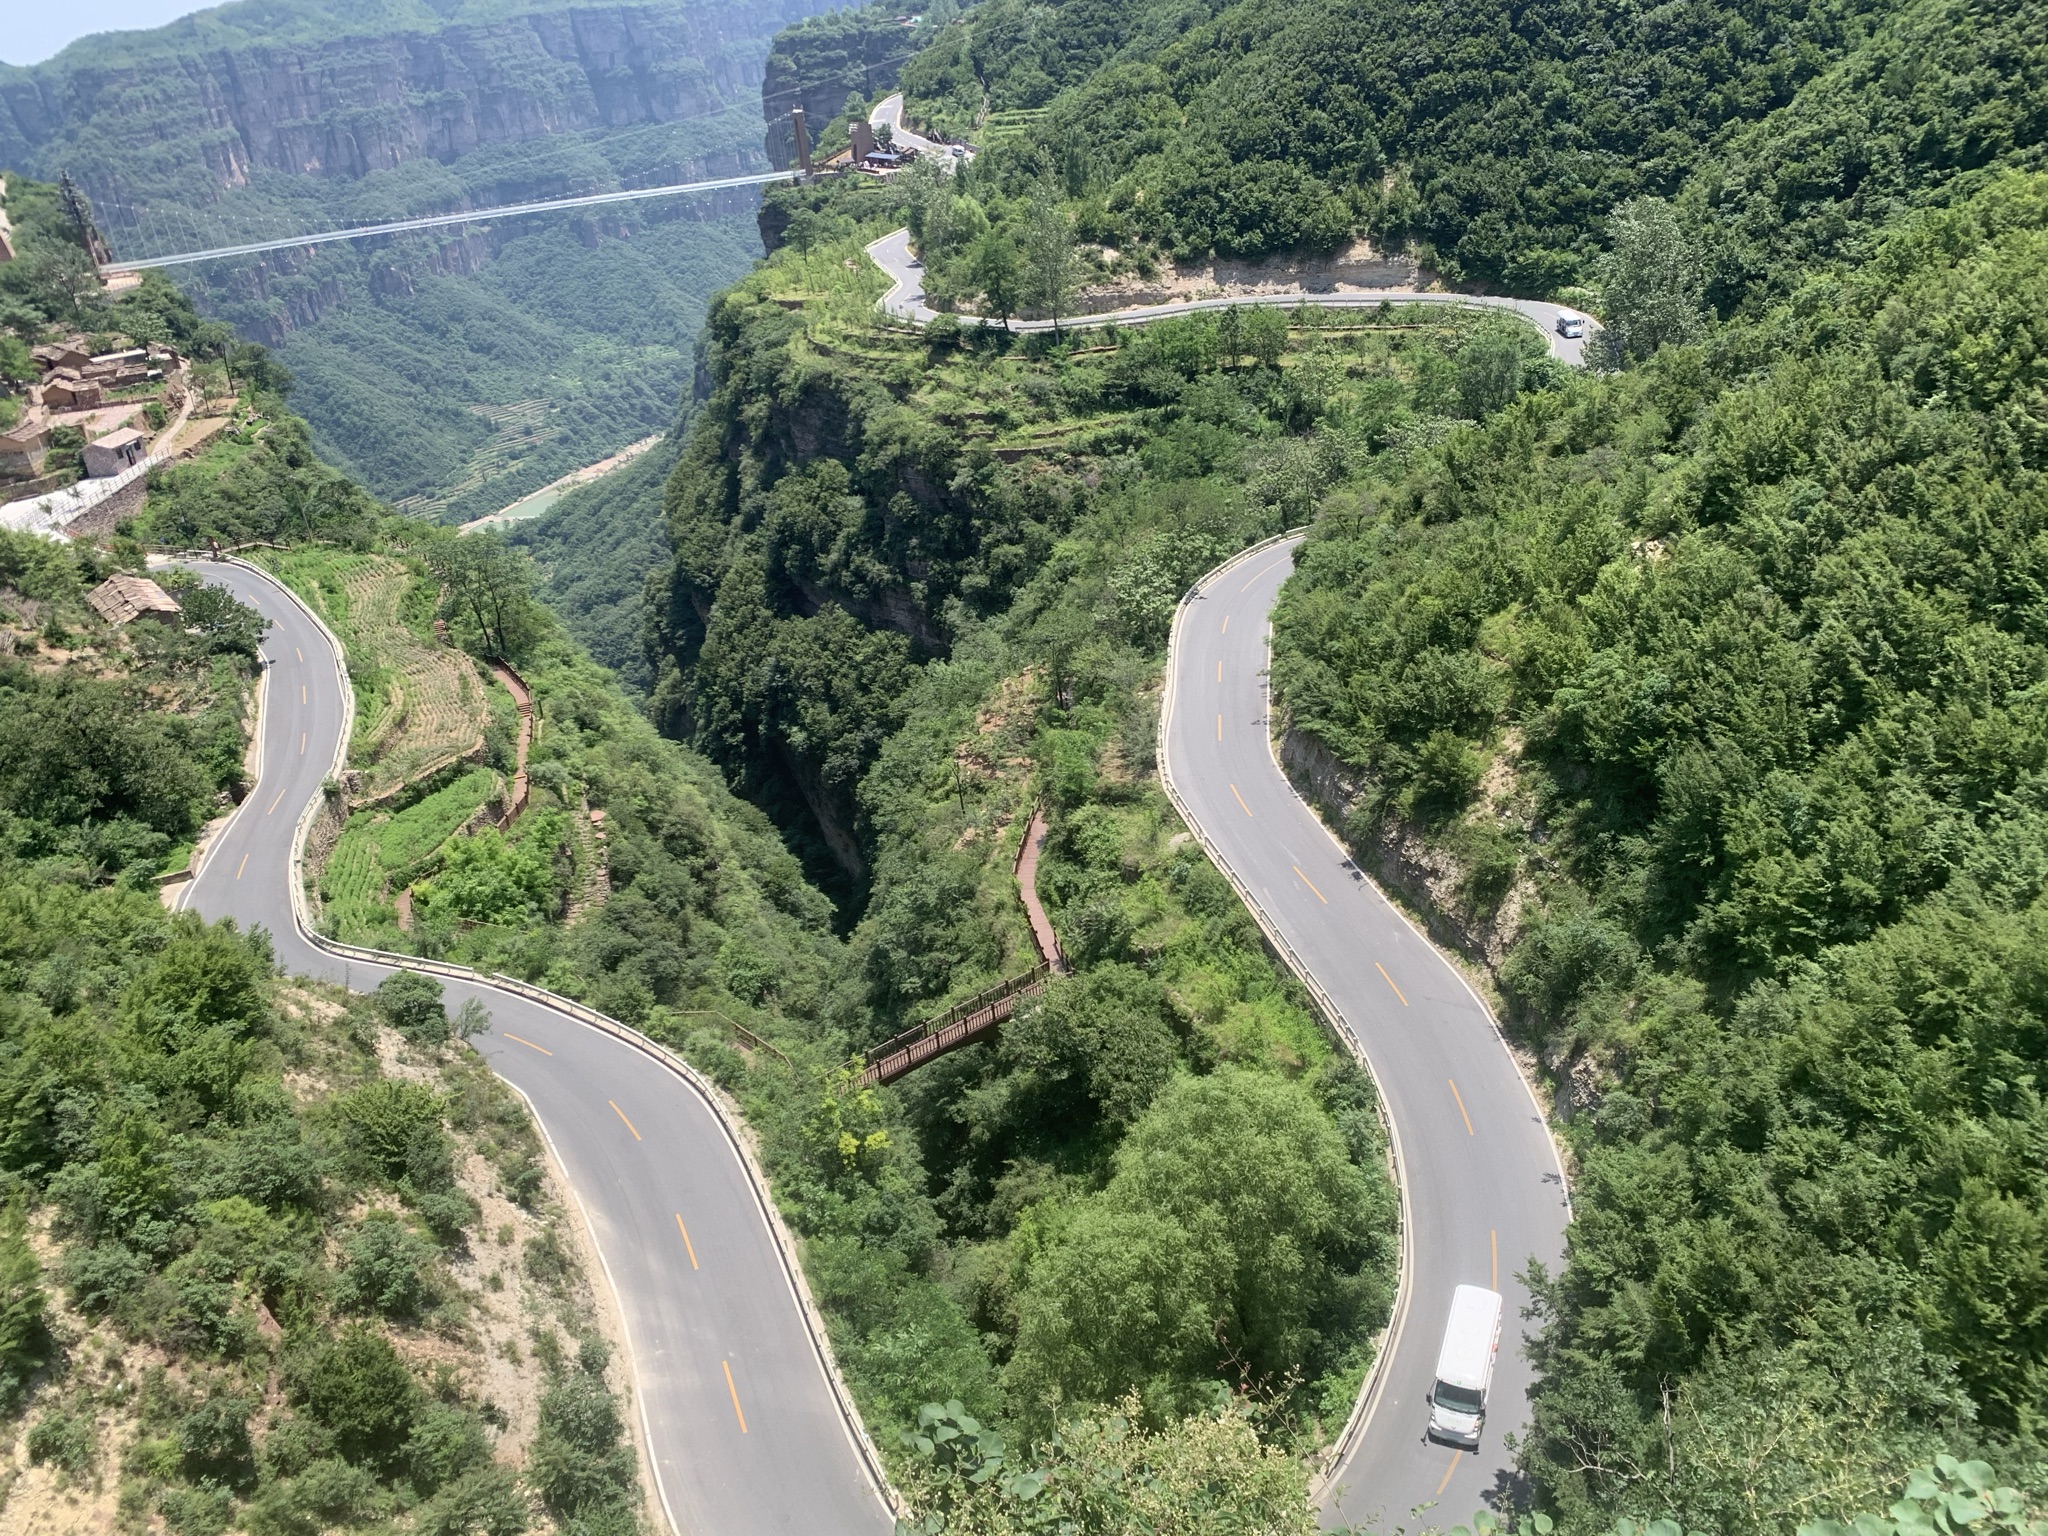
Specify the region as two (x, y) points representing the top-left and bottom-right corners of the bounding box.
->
(235, 853), (249, 880)
(504, 1033), (552, 1056)
(1230, 783), (1253, 817)
(295, 647), (303, 662)
(675, 1214), (699, 1270)
(1436, 1449), (1461, 1495)
(299, 731), (306, 755)
(1216, 713), (1222, 741)
(266, 785), (288, 815)
(1221, 614), (1229, 634)
(1448, 1077), (1475, 1136)
(1239, 557), (1285, 593)
(301, 683), (307, 703)
(722, 1360), (749, 1433)
(1375, 962), (1409, 1006)
(1292, 864), (1327, 904)
(1216, 660), (1222, 683)
(608, 1100), (642, 1141)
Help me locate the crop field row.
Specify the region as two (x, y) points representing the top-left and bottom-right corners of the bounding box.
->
(321, 765), (498, 938)
(261, 548), (488, 799)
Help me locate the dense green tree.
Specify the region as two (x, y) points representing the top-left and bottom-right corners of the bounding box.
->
(291, 1325), (420, 1472)
(420, 532), (545, 662)
(334, 1212), (438, 1319)
(1595, 198), (1709, 366)
(0, 1200), (49, 1409)
(526, 1371), (639, 1525)
(969, 230), (1023, 329)
(1021, 184), (1080, 332)
(374, 972), (448, 1045)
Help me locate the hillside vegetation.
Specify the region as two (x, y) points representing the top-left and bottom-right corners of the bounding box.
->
(897, 0), (2043, 295)
(558, 0), (2048, 1520)
(1275, 165), (2048, 1530)
(0, 573), (646, 1536)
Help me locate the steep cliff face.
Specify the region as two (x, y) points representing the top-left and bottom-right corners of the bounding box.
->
(757, 1), (923, 167)
(2, 2), (818, 197)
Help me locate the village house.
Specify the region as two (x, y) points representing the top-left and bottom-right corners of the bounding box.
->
(83, 426), (146, 477)
(42, 372), (104, 411)
(33, 342), (92, 374)
(86, 573), (182, 626)
(0, 418), (52, 476)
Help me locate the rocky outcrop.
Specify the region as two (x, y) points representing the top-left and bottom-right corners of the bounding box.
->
(1279, 725), (1530, 975)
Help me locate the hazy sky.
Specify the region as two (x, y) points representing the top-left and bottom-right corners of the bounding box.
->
(2, 1), (217, 66)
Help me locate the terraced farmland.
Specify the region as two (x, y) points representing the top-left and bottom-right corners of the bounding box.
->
(320, 765), (500, 939)
(260, 549), (488, 799)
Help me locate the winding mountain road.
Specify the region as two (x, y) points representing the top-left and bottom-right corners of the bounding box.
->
(866, 228), (1596, 362)
(1161, 538), (1570, 1530)
(171, 525), (1569, 1534)
(871, 93), (950, 158)
(171, 558), (894, 1536)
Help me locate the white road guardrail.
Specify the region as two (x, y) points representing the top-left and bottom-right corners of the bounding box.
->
(1156, 528), (1417, 1498)
(182, 552), (904, 1523)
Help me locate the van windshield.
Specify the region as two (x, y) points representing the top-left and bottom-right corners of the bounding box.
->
(1434, 1381), (1484, 1414)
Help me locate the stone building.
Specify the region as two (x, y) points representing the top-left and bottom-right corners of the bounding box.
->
(84, 426), (147, 477)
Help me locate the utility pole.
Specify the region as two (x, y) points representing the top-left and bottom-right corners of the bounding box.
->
(790, 105), (812, 176)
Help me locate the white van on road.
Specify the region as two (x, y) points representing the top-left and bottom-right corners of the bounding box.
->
(1427, 1285), (1504, 1447)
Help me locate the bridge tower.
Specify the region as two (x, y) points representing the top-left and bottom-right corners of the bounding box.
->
(790, 106), (812, 175)
(58, 173), (114, 269)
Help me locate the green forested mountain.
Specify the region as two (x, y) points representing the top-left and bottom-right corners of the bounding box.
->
(0, 0), (840, 522)
(12, 0), (2048, 1512)
(1275, 167), (2048, 1527)
(900, 0), (2043, 290)
(507, 430), (684, 691)
(586, 0), (2048, 1519)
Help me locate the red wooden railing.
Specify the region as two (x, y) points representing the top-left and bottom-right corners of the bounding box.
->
(858, 963), (1052, 1086)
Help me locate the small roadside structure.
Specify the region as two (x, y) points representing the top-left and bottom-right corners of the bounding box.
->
(83, 426), (147, 477)
(86, 573), (182, 627)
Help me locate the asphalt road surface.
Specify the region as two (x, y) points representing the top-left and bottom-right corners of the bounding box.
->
(866, 228), (1596, 362)
(172, 558), (893, 1536)
(1160, 538), (1571, 1532)
(871, 92), (949, 158)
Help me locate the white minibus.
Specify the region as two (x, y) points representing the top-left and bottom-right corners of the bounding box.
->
(1427, 1284), (1503, 1447)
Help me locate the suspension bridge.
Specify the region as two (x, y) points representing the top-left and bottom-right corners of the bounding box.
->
(99, 167), (799, 273)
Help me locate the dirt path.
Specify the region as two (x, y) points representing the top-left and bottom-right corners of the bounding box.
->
(458, 433), (664, 533)
(490, 661), (533, 825)
(1013, 805), (1068, 973)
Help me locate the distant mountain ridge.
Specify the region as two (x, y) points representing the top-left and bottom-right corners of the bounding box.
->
(0, 0), (822, 242)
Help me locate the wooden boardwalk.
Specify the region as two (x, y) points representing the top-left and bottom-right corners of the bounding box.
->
(859, 966), (1050, 1086)
(857, 804), (1071, 1087)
